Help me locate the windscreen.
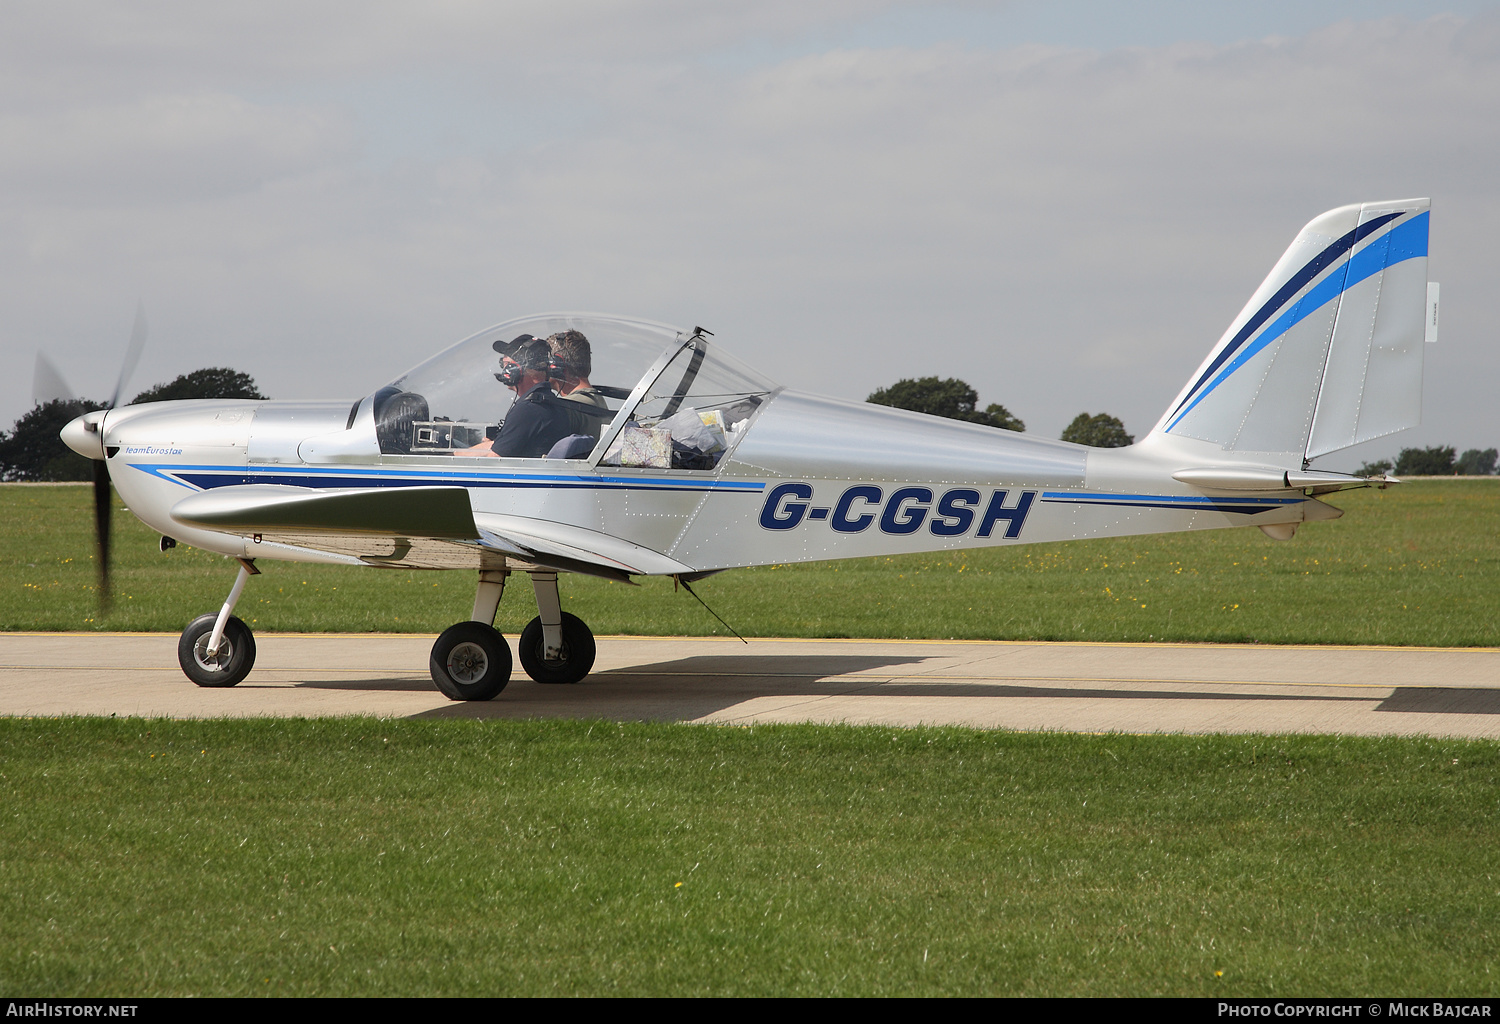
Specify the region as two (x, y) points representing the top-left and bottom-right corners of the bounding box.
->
(601, 335), (779, 471)
(371, 314), (680, 457)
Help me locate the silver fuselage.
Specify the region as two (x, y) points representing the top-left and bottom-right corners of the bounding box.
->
(95, 388), (1331, 576)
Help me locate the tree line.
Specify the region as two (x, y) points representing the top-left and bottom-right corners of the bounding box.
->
(868, 377), (1496, 476)
(866, 376), (1133, 447)
(0, 368), (266, 481)
(1358, 447), (1498, 478)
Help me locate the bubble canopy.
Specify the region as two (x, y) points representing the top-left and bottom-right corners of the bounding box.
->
(368, 314), (779, 468)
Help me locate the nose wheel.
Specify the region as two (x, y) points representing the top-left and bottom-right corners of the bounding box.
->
(178, 559), (259, 687)
(178, 613), (257, 687)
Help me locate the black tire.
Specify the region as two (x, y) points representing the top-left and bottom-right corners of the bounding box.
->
(430, 622), (512, 701)
(178, 613), (257, 688)
(518, 613), (596, 684)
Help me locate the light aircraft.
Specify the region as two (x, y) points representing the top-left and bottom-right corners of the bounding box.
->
(59, 198), (1437, 700)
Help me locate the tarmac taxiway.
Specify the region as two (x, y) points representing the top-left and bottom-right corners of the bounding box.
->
(2, 632), (1498, 738)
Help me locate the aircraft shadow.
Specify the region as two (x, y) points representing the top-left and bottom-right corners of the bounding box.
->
(293, 677), (435, 692)
(412, 654), (935, 720)
(595, 654), (931, 680)
(1376, 687), (1500, 715)
(399, 653), (1500, 724)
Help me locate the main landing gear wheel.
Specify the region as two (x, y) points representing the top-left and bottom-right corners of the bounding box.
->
(178, 613), (257, 687)
(519, 612), (596, 685)
(430, 622), (512, 701)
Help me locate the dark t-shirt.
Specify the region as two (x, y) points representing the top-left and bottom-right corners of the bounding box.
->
(490, 384), (575, 458)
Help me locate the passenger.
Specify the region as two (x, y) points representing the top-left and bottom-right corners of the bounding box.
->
(459, 335), (573, 458)
(547, 330), (611, 440)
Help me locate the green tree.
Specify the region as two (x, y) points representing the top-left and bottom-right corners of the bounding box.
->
(1356, 459), (1393, 478)
(1060, 412), (1133, 448)
(866, 377), (1024, 431)
(1455, 448), (1498, 476)
(130, 367), (267, 405)
(1394, 446), (1456, 476)
(0, 398), (107, 481)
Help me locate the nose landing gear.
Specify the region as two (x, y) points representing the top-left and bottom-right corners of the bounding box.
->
(177, 559), (259, 687)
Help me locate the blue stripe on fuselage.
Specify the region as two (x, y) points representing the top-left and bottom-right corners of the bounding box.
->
(1040, 491), (1303, 515)
(128, 461), (765, 495)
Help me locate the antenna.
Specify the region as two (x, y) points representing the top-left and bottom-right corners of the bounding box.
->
(675, 576), (747, 643)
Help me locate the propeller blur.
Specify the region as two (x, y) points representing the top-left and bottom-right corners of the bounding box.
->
(50, 302), (148, 612)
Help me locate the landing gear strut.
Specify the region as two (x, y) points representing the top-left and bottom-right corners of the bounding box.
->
(178, 559), (259, 687)
(518, 572), (595, 684)
(428, 568), (597, 699)
(430, 569), (513, 701)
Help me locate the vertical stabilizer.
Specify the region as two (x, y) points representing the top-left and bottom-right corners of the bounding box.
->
(1153, 199), (1430, 462)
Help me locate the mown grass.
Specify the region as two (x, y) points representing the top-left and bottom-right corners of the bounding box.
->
(1, 481), (1495, 645)
(1, 717), (1496, 997)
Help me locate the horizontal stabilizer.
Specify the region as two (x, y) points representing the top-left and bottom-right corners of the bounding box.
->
(1172, 467), (1375, 494)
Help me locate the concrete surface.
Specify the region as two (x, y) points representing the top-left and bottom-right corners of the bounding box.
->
(3, 632), (1498, 737)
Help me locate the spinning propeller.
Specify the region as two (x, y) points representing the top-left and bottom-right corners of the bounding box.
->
(46, 304), (148, 613)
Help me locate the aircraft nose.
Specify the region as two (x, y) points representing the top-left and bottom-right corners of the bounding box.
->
(61, 410), (107, 461)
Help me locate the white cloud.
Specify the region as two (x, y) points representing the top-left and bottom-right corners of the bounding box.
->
(0, 94), (352, 203)
(0, 2), (920, 91)
(1, 7), (1496, 471)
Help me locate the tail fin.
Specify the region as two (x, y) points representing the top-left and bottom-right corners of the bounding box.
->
(1153, 199), (1430, 462)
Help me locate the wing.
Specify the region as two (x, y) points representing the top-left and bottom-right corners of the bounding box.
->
(168, 484), (695, 581)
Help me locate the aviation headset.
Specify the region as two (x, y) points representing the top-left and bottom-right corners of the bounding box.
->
(495, 360), (525, 388)
(492, 334), (550, 387)
(545, 330), (591, 383)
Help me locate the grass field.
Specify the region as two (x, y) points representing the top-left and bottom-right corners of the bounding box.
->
(4, 484), (1498, 997)
(2, 717), (1497, 997)
(1, 481), (1495, 645)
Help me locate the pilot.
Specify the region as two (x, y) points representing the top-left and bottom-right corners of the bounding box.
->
(460, 334), (574, 458)
(547, 330), (611, 440)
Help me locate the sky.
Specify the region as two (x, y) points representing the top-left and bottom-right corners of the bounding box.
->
(2, 0), (1496, 471)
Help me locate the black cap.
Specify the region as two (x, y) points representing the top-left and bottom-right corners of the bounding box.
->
(492, 333), (536, 356)
(493, 334), (551, 372)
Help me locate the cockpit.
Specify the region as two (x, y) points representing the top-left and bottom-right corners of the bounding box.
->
(362, 314), (779, 471)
